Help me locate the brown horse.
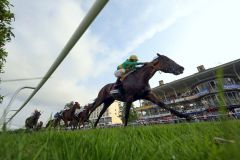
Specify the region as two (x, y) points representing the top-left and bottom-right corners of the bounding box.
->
(69, 104), (93, 129)
(25, 110), (41, 130)
(76, 103), (93, 128)
(61, 102), (81, 128)
(86, 54), (191, 127)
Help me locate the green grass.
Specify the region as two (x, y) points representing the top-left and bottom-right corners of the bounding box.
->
(0, 121), (240, 160)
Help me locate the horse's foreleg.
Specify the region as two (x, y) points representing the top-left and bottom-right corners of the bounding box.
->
(94, 100), (114, 128)
(64, 120), (68, 129)
(143, 92), (192, 120)
(124, 102), (132, 126)
(82, 121), (84, 129)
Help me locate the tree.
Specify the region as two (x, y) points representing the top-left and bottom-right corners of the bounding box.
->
(0, 0), (15, 103)
(119, 102), (139, 123)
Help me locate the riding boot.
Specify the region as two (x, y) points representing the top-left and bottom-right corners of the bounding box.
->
(114, 78), (121, 88)
(115, 78), (124, 94)
(110, 78), (123, 94)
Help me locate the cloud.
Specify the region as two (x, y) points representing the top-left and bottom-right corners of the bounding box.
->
(2, 0), (200, 100)
(2, 1), (101, 97)
(0, 0), (103, 126)
(88, 1), (205, 77)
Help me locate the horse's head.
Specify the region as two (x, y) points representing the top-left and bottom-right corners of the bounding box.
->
(33, 110), (41, 118)
(152, 53), (184, 75)
(73, 102), (81, 109)
(83, 103), (93, 118)
(83, 103), (91, 113)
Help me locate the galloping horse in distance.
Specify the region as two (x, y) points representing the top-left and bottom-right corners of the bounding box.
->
(86, 53), (192, 127)
(76, 103), (93, 128)
(25, 110), (41, 130)
(45, 115), (61, 128)
(61, 102), (81, 128)
(69, 103), (93, 129)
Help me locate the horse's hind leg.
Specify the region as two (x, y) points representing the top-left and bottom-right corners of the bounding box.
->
(63, 120), (69, 130)
(94, 99), (114, 128)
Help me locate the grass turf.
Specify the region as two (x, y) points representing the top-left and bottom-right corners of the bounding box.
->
(0, 120), (239, 160)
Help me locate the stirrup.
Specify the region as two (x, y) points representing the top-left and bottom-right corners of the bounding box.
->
(110, 89), (119, 94)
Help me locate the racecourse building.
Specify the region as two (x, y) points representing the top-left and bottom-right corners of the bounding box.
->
(136, 58), (240, 122)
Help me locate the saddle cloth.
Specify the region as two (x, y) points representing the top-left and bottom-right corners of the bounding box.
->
(120, 70), (135, 81)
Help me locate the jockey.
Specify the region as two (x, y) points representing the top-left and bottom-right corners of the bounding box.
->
(59, 101), (76, 116)
(74, 102), (82, 116)
(54, 112), (61, 119)
(111, 55), (145, 94)
(64, 101), (74, 110)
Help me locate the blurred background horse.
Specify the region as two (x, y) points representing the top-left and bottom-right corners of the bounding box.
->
(25, 110), (41, 130)
(61, 102), (81, 129)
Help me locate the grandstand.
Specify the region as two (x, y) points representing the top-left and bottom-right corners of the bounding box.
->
(136, 58), (240, 122)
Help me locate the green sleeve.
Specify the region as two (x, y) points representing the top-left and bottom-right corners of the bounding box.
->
(125, 61), (138, 65)
(120, 60), (142, 70)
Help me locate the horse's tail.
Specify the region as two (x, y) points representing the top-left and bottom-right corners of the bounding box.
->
(86, 100), (96, 119)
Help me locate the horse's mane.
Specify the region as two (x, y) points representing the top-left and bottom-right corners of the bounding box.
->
(128, 57), (157, 76)
(122, 55), (165, 82)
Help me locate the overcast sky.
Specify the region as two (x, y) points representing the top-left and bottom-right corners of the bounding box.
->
(1, 0), (240, 129)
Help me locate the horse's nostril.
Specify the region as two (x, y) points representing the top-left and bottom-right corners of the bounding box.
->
(180, 67), (184, 73)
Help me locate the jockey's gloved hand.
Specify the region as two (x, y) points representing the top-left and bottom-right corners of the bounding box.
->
(138, 62), (148, 65)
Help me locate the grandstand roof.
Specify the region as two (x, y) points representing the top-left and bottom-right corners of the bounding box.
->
(153, 58), (240, 95)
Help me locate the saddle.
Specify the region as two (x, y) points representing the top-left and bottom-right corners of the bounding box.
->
(120, 70), (135, 81)
(110, 69), (136, 95)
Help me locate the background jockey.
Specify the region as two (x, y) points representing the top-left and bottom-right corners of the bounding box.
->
(59, 101), (75, 116)
(54, 112), (61, 119)
(64, 101), (74, 110)
(111, 55), (146, 94)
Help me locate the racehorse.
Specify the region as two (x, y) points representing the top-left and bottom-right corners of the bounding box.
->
(25, 110), (41, 130)
(69, 103), (93, 130)
(61, 102), (81, 128)
(86, 53), (191, 127)
(45, 118), (61, 128)
(45, 111), (62, 128)
(76, 103), (93, 128)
